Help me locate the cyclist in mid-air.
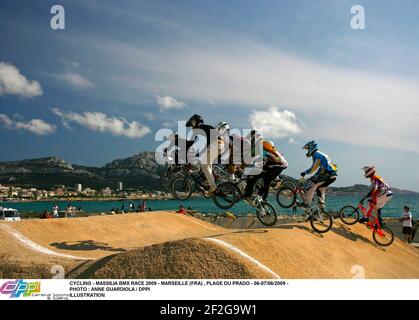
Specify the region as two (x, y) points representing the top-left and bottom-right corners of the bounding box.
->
(300, 140), (337, 213)
(186, 114), (221, 196)
(242, 140), (288, 202)
(358, 165), (392, 224)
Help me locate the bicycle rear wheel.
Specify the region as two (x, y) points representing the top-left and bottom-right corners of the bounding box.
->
(310, 210), (333, 233)
(373, 226), (394, 246)
(160, 167), (173, 188)
(171, 177), (193, 200)
(212, 182), (239, 209)
(256, 202), (277, 226)
(339, 205), (360, 225)
(276, 186), (297, 208)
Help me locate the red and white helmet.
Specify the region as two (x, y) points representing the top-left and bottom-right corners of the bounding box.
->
(362, 165), (376, 178)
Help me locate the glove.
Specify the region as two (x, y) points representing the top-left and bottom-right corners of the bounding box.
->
(300, 172), (306, 177)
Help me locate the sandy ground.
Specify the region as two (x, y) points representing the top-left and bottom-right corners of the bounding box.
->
(0, 211), (418, 279)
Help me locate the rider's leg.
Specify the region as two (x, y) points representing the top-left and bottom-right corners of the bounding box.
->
(375, 193), (392, 224)
(201, 143), (219, 190)
(305, 182), (324, 206)
(260, 167), (284, 200)
(243, 174), (259, 198)
(316, 176), (336, 211)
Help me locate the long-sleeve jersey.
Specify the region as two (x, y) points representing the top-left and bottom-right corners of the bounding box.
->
(304, 151), (337, 178)
(367, 175), (392, 198)
(263, 149), (288, 169)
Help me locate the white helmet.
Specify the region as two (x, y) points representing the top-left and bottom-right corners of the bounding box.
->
(362, 165), (376, 178)
(216, 121), (230, 135)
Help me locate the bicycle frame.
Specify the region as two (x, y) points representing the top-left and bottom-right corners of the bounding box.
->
(181, 165), (228, 194)
(357, 202), (386, 237)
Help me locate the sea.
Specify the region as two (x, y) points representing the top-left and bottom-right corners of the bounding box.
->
(1, 194), (419, 218)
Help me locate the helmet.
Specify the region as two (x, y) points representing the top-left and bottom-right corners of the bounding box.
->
(186, 114), (203, 128)
(302, 140), (318, 157)
(263, 140), (276, 154)
(216, 121), (230, 135)
(362, 165), (376, 178)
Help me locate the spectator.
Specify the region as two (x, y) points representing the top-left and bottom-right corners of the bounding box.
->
(40, 210), (48, 219)
(177, 205), (187, 215)
(140, 200), (147, 212)
(66, 204), (72, 218)
(52, 203), (59, 218)
(400, 206), (413, 243)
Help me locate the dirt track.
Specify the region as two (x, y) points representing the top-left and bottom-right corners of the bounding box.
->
(0, 211), (418, 279)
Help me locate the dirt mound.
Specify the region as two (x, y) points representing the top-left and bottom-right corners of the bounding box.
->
(74, 238), (257, 279)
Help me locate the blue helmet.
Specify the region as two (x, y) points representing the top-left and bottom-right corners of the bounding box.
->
(302, 141), (318, 157)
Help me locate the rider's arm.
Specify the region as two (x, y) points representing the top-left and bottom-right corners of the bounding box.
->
(365, 182), (377, 199)
(302, 155), (320, 176)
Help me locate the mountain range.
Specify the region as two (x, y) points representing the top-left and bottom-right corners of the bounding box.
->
(0, 152), (162, 190)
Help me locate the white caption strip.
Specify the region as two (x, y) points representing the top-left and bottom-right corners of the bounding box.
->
(205, 237), (281, 279)
(0, 224), (91, 260)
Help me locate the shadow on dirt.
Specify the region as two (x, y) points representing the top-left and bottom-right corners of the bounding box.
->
(330, 222), (386, 251)
(50, 240), (126, 252)
(270, 224), (324, 238)
(66, 254), (118, 279)
(206, 229), (268, 239)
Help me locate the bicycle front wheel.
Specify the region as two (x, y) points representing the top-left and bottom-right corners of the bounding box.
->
(310, 210), (333, 233)
(171, 177), (193, 200)
(256, 202), (277, 226)
(339, 205), (360, 225)
(212, 182), (239, 209)
(276, 186), (297, 208)
(373, 226), (394, 246)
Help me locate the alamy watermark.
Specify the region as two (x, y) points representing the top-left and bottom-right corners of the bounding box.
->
(50, 5), (65, 30)
(351, 5), (365, 30)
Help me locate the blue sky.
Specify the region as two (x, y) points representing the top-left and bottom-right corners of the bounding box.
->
(0, 0), (418, 190)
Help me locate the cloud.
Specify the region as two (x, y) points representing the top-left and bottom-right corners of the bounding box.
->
(161, 121), (175, 128)
(249, 107), (301, 138)
(288, 137), (298, 145)
(53, 72), (95, 88)
(0, 113), (56, 135)
(156, 95), (185, 110)
(144, 112), (154, 121)
(52, 108), (150, 138)
(0, 62), (43, 98)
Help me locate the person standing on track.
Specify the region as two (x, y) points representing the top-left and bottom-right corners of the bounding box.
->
(400, 206), (413, 243)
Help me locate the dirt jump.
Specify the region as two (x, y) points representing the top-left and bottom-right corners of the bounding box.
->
(1, 211), (418, 279)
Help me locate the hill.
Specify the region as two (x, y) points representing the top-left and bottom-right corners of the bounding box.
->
(0, 152), (162, 190)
